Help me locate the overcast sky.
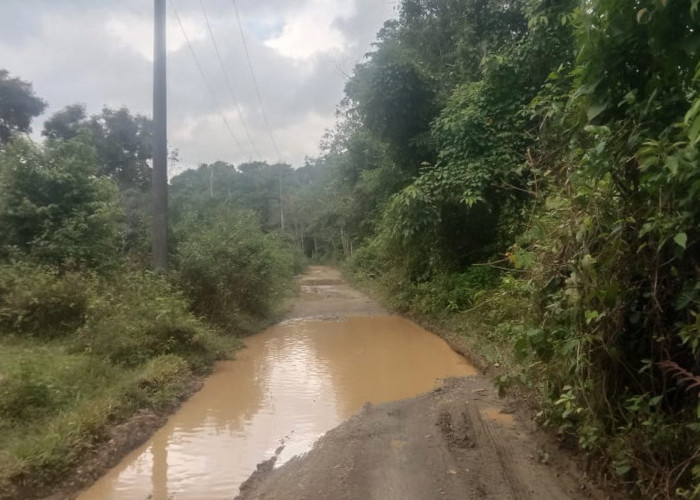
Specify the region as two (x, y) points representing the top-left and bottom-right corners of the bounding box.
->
(0, 0), (396, 172)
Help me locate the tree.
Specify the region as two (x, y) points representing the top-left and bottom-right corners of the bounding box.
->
(43, 104), (153, 190)
(88, 107), (153, 189)
(0, 137), (122, 269)
(0, 69), (47, 145)
(42, 103), (86, 141)
(344, 42), (438, 171)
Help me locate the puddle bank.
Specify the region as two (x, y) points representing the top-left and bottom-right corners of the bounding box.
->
(78, 315), (475, 499)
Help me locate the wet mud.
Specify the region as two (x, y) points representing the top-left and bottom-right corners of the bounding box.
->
(237, 377), (604, 500)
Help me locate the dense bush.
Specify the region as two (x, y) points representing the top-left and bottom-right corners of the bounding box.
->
(0, 138), (123, 270)
(506, 2), (700, 494)
(0, 349), (118, 422)
(174, 207), (298, 332)
(76, 271), (230, 370)
(338, 0), (699, 496)
(0, 262), (90, 338)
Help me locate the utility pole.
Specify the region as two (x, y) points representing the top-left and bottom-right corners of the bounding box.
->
(152, 0), (168, 270)
(278, 170), (285, 232)
(209, 164), (214, 199)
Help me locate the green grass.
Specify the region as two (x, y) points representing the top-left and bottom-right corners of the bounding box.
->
(0, 334), (241, 495)
(0, 259), (295, 496)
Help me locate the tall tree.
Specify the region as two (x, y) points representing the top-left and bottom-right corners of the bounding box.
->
(0, 69), (47, 145)
(43, 105), (153, 190)
(41, 103), (86, 141)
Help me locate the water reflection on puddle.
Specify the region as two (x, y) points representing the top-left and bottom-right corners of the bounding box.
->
(79, 315), (475, 500)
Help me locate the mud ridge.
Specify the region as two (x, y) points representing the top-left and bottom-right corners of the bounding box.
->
(236, 377), (605, 500)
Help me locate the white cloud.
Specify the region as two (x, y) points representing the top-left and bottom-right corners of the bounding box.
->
(275, 111), (337, 162)
(106, 12), (206, 62)
(0, 0), (396, 168)
(264, 0), (355, 61)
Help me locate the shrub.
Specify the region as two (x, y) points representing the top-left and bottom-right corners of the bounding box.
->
(0, 361), (54, 422)
(174, 208), (297, 332)
(0, 346), (119, 423)
(0, 262), (90, 338)
(76, 272), (230, 369)
(123, 354), (193, 410)
(0, 138), (123, 270)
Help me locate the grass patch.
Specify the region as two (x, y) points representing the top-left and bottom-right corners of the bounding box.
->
(0, 337), (241, 495)
(0, 263), (244, 497)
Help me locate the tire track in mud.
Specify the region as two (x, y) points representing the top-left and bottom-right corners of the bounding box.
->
(237, 375), (603, 500)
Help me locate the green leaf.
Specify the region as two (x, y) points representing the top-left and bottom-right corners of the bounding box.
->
(615, 463), (632, 476)
(587, 102), (608, 122)
(585, 309), (600, 324)
(665, 155), (679, 175)
(688, 114), (700, 144)
(636, 8), (649, 24)
(674, 232), (688, 249)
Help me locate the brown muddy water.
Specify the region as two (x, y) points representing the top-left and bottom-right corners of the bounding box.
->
(78, 315), (475, 500)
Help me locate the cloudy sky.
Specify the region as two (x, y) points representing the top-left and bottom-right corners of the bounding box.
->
(0, 0), (396, 172)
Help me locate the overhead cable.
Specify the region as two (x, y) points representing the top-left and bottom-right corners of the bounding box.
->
(198, 0), (260, 158)
(230, 0), (282, 161)
(170, 0), (245, 156)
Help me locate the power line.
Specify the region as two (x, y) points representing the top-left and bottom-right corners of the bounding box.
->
(230, 0), (282, 161)
(170, 0), (245, 156)
(198, 0), (260, 158)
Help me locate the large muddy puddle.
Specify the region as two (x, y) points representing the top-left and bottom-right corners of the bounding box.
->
(79, 315), (475, 499)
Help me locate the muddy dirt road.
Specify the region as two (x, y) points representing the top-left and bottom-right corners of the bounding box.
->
(75, 267), (601, 499)
(78, 267), (486, 499)
(237, 267), (600, 500)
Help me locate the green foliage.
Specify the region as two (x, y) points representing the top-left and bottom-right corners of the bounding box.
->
(0, 343), (194, 493)
(345, 43), (439, 169)
(43, 105), (153, 190)
(0, 263), (89, 338)
(499, 0), (700, 494)
(41, 104), (86, 142)
(0, 138), (123, 269)
(365, 0), (574, 281)
(338, 0), (700, 495)
(0, 263), (241, 493)
(174, 207), (297, 332)
(0, 69), (46, 145)
(76, 271), (230, 370)
(398, 0), (527, 87)
(0, 347), (118, 423)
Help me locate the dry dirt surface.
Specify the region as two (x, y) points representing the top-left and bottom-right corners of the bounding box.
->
(237, 267), (604, 500)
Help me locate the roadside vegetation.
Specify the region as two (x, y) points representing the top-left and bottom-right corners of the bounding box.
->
(2, 0), (700, 497)
(0, 75), (301, 496)
(292, 0), (700, 497)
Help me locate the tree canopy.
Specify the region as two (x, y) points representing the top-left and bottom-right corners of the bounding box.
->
(0, 69), (46, 145)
